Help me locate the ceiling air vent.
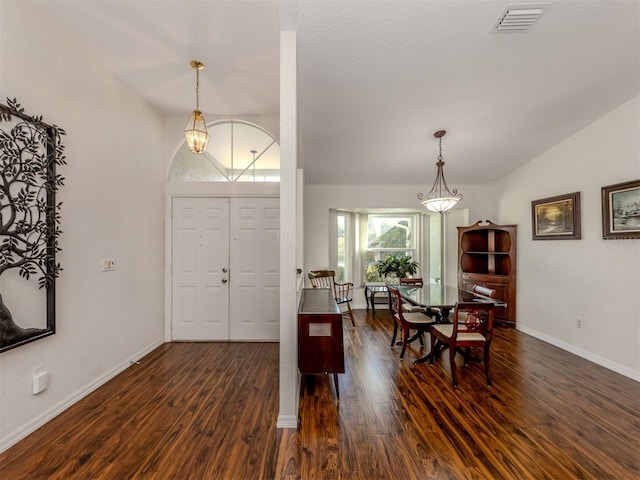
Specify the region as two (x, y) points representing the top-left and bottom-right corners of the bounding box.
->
(492, 3), (550, 33)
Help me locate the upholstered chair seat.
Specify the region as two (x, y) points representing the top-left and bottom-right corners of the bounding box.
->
(402, 302), (425, 313)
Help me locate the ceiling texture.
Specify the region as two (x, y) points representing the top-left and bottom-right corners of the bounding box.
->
(25, 0), (640, 185)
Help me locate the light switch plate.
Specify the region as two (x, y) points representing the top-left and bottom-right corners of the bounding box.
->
(101, 258), (116, 272)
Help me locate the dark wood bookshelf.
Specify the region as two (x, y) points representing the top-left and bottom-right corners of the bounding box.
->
(458, 220), (517, 325)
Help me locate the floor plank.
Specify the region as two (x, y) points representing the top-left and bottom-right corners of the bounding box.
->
(1, 309), (638, 479)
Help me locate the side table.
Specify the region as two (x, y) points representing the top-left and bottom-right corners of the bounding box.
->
(364, 283), (389, 317)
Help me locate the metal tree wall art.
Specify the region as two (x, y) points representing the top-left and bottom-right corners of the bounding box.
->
(0, 98), (65, 353)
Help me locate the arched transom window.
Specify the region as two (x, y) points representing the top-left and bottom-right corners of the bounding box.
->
(169, 120), (280, 182)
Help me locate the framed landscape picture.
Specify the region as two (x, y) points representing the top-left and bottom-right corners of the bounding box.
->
(532, 192), (581, 240)
(601, 179), (640, 239)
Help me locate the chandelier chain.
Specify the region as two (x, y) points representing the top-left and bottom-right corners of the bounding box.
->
(195, 68), (200, 111)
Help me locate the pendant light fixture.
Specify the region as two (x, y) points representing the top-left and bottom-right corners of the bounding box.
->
(417, 130), (462, 213)
(184, 60), (209, 154)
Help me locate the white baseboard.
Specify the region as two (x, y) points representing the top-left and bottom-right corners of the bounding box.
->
(277, 414), (298, 428)
(517, 325), (639, 382)
(0, 338), (164, 454)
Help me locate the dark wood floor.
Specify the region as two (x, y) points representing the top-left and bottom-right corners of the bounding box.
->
(1, 309), (638, 480)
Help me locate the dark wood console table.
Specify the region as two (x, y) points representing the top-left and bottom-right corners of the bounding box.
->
(298, 288), (345, 398)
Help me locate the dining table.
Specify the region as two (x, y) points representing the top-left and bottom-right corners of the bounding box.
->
(396, 283), (506, 363)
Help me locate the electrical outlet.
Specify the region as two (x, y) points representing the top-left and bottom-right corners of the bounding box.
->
(32, 365), (49, 394)
(576, 317), (583, 328)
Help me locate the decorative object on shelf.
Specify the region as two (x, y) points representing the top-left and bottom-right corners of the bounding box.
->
(184, 60), (209, 154)
(376, 254), (419, 284)
(0, 98), (66, 353)
(531, 192), (581, 240)
(417, 130), (462, 213)
(601, 179), (640, 240)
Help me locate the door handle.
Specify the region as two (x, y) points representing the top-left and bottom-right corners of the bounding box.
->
(222, 267), (228, 273)
(222, 278), (228, 284)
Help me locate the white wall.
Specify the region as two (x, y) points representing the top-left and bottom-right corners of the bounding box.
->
(494, 95), (640, 380)
(0, 3), (166, 451)
(304, 183), (495, 306)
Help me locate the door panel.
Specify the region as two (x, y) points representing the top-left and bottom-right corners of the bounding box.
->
(229, 198), (280, 340)
(171, 197), (279, 341)
(172, 197), (230, 340)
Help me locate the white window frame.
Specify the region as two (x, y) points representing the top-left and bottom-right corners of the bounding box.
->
(335, 211), (353, 283)
(361, 213), (421, 283)
(332, 208), (468, 290)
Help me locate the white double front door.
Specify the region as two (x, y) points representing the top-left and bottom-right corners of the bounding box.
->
(171, 197), (280, 341)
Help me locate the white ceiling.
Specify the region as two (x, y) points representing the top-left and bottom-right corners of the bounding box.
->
(25, 0), (640, 185)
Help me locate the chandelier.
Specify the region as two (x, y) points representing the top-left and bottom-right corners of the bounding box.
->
(417, 130), (462, 213)
(184, 60), (209, 154)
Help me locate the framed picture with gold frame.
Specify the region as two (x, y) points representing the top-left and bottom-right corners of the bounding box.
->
(531, 192), (581, 240)
(601, 179), (640, 240)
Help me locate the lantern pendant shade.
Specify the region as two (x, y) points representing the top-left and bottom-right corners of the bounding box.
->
(184, 60), (209, 154)
(184, 109), (209, 154)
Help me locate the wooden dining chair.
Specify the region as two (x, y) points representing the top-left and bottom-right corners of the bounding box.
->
(429, 301), (496, 388)
(308, 270), (355, 327)
(398, 277), (425, 313)
(457, 285), (497, 325)
(388, 286), (437, 359)
(449, 285), (498, 365)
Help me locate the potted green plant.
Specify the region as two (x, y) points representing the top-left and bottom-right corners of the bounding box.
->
(376, 254), (419, 283)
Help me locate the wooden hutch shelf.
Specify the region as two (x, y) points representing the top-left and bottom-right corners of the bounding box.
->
(457, 220), (517, 325)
